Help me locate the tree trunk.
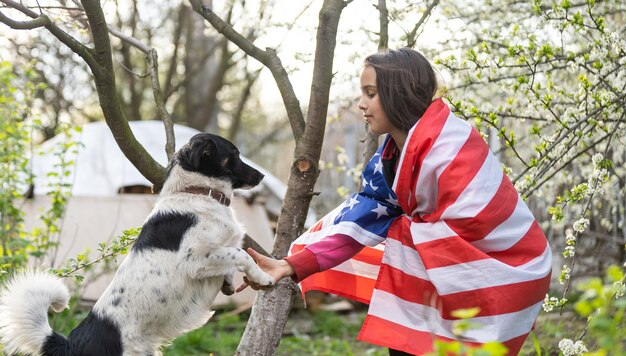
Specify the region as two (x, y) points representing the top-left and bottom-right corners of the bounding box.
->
(183, 2), (220, 132)
(235, 1), (347, 354)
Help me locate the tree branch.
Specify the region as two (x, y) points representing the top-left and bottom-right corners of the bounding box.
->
(80, 0), (166, 188)
(0, 0), (97, 70)
(228, 68), (261, 142)
(148, 49), (175, 161)
(0, 10), (48, 29)
(406, 0), (440, 48)
(189, 0), (306, 141)
(107, 26), (175, 161)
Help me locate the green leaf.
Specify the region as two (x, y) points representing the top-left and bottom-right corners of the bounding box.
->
(607, 265), (624, 282)
(451, 307), (481, 319)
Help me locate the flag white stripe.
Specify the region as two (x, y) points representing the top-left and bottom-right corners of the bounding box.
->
(426, 245), (552, 295)
(471, 195), (536, 252)
(331, 258), (381, 280)
(409, 219), (457, 244)
(383, 238), (430, 280)
(294, 221), (386, 247)
(384, 238), (551, 295)
(368, 289), (541, 342)
(440, 152), (503, 220)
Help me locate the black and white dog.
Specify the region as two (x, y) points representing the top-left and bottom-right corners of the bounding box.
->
(0, 133), (275, 355)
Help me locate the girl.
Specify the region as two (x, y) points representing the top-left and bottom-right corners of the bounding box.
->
(239, 48), (552, 355)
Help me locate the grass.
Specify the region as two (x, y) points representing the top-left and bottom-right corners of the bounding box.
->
(41, 300), (621, 355)
(163, 308), (387, 356)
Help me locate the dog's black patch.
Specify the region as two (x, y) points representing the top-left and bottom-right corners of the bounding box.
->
(42, 312), (123, 356)
(41, 331), (67, 356)
(132, 212), (197, 253)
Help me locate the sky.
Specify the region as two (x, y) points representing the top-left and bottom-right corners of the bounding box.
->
(223, 0), (456, 117)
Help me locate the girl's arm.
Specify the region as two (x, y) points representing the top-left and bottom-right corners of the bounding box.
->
(236, 235), (365, 291)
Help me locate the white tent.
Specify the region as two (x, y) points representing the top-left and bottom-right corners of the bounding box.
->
(23, 121), (303, 307)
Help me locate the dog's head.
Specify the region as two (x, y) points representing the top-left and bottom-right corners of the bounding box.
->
(169, 133), (264, 189)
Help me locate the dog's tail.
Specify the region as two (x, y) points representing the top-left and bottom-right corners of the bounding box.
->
(0, 270), (70, 355)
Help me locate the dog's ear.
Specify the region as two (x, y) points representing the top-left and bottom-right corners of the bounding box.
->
(185, 136), (218, 171)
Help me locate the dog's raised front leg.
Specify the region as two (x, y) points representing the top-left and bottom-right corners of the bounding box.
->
(179, 246), (275, 287)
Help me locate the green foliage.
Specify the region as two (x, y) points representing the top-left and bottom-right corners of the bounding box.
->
(571, 265), (626, 354)
(50, 227), (140, 282)
(277, 310), (385, 356)
(0, 60), (90, 285)
(0, 61), (140, 346)
(160, 310), (386, 356)
(0, 61), (40, 279)
(163, 313), (248, 356)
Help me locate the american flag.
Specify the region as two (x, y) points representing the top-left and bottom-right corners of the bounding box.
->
(290, 99), (552, 355)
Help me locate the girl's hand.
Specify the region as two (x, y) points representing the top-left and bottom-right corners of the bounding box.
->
(236, 248), (295, 292)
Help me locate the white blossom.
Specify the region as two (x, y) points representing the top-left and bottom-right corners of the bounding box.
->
(565, 229), (576, 244)
(558, 339), (588, 356)
(572, 218), (589, 233)
(564, 245), (576, 257)
(592, 153), (603, 167)
(542, 294), (554, 312)
(542, 294), (566, 312)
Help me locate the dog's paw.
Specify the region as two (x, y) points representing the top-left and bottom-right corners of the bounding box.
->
(249, 271), (275, 288)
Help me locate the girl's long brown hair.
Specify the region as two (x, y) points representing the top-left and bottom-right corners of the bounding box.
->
(364, 48), (438, 132)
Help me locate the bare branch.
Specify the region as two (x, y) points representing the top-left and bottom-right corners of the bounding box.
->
(0, 0), (97, 70)
(189, 0), (306, 140)
(362, 0), (388, 171)
(228, 68), (262, 141)
(377, 0), (388, 51)
(107, 26), (175, 161)
(163, 3), (186, 99)
(108, 26), (150, 53)
(0, 10), (48, 29)
(406, 0), (440, 48)
(0, 0), (39, 17)
(147, 49), (175, 160)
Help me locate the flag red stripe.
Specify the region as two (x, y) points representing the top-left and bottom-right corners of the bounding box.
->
(359, 314), (439, 354)
(300, 269), (377, 304)
(360, 314), (528, 355)
(377, 264), (551, 318)
(415, 222), (547, 269)
(445, 175), (519, 241)
(415, 235), (490, 268)
(487, 221), (548, 266)
(351, 246), (384, 265)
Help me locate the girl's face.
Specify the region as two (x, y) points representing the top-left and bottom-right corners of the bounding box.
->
(358, 66), (394, 135)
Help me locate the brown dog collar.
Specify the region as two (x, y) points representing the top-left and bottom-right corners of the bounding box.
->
(182, 186), (231, 206)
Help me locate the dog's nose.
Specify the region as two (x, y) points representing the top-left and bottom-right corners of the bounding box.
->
(253, 171), (265, 185)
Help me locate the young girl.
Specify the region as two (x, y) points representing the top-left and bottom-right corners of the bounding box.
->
(239, 48), (552, 355)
